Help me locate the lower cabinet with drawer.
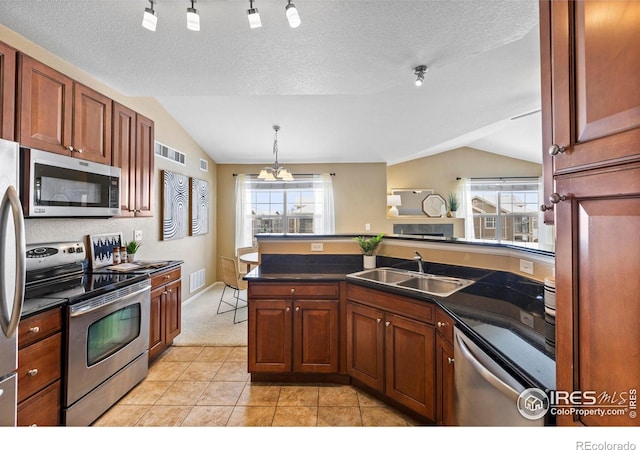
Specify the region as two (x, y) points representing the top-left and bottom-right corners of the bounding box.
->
(149, 266), (182, 363)
(17, 307), (63, 426)
(248, 281), (342, 379)
(346, 283), (436, 423)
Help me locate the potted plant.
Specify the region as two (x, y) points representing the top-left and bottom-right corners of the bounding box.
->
(447, 192), (459, 218)
(125, 240), (141, 263)
(353, 233), (384, 269)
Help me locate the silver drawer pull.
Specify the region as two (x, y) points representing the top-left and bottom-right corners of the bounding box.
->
(550, 193), (567, 203)
(448, 357), (454, 364)
(548, 144), (566, 156)
(376, 318), (382, 323)
(290, 288), (295, 294)
(28, 369), (38, 377)
(437, 321), (446, 328)
(385, 321), (391, 327)
(29, 326), (40, 334)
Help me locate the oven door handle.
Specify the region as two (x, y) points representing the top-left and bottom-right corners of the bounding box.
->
(69, 284), (151, 318)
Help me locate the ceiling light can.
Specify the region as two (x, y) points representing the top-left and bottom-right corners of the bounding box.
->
(247, 0), (262, 28)
(142, 0), (157, 31)
(187, 0), (200, 31)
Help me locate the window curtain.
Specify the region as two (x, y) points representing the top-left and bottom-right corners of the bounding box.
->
(313, 174), (335, 234)
(235, 174), (253, 252)
(457, 178), (475, 239)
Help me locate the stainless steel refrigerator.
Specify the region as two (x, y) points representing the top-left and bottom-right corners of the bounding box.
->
(0, 138), (26, 427)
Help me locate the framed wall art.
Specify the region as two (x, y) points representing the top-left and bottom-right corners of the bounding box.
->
(162, 170), (189, 241)
(88, 232), (123, 268)
(190, 177), (209, 236)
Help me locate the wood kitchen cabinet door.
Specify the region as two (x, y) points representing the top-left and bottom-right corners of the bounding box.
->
(548, 0), (640, 175)
(555, 164), (640, 426)
(72, 82), (112, 164)
(293, 299), (339, 373)
(248, 299), (292, 373)
(384, 312), (435, 422)
(346, 302), (384, 392)
(0, 40), (16, 140)
(148, 285), (166, 363)
(134, 114), (154, 217)
(18, 54), (73, 154)
(164, 279), (181, 344)
(112, 102), (136, 215)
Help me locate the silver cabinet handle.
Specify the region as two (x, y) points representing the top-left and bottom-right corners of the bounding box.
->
(285, 307), (290, 312)
(540, 204), (553, 212)
(376, 318), (382, 323)
(385, 321), (391, 327)
(549, 193), (567, 204)
(29, 326), (40, 334)
(437, 321), (446, 328)
(290, 288), (295, 294)
(0, 185), (26, 339)
(548, 144), (566, 156)
(448, 357), (454, 364)
(295, 306), (300, 311)
(66, 145), (74, 153)
(75, 148), (83, 153)
(28, 369), (38, 377)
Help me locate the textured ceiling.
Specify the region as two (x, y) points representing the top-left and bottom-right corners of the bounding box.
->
(0, 0), (542, 165)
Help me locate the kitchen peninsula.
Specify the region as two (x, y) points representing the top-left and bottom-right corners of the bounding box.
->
(245, 234), (555, 425)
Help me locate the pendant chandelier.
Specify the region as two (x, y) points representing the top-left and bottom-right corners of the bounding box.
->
(258, 125), (294, 181)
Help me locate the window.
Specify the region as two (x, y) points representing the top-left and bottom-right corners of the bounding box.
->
(235, 174), (335, 249)
(469, 178), (540, 243)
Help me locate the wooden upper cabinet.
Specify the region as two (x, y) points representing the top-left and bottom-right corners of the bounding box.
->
(0, 41), (16, 140)
(18, 54), (112, 164)
(547, 0), (640, 174)
(112, 102), (136, 215)
(18, 54), (73, 154)
(112, 103), (154, 217)
(134, 114), (154, 217)
(72, 82), (112, 164)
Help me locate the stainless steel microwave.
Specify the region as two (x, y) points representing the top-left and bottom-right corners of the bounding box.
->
(20, 148), (121, 217)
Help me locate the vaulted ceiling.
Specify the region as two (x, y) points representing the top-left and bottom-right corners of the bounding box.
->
(0, 0), (543, 165)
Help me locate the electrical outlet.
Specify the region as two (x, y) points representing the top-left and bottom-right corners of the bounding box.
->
(134, 230), (143, 241)
(365, 223), (371, 231)
(311, 243), (323, 252)
(520, 259), (534, 274)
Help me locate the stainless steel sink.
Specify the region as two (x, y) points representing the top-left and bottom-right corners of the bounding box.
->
(396, 275), (474, 296)
(348, 267), (474, 298)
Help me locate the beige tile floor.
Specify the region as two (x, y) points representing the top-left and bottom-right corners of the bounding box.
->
(92, 346), (418, 427)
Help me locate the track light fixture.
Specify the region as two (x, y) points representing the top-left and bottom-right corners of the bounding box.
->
(140, 0), (303, 33)
(142, 0), (157, 32)
(247, 0), (262, 29)
(414, 65), (428, 87)
(186, 0), (200, 31)
(258, 126), (294, 181)
(285, 1), (301, 28)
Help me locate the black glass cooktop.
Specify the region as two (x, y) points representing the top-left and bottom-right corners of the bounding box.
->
(25, 271), (148, 305)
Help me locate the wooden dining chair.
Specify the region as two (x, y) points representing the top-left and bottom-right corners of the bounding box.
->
(217, 256), (248, 324)
(236, 246), (259, 275)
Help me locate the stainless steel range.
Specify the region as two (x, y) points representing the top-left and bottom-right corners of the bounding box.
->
(24, 241), (151, 426)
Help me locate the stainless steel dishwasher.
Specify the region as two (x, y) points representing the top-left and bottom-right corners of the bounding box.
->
(453, 327), (545, 426)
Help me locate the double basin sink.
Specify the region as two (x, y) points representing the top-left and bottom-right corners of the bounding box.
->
(347, 267), (474, 298)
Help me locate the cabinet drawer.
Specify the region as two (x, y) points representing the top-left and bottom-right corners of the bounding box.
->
(18, 307), (62, 349)
(17, 380), (61, 426)
(435, 308), (454, 344)
(151, 267), (181, 289)
(17, 333), (62, 403)
(249, 282), (339, 299)
(347, 283), (434, 324)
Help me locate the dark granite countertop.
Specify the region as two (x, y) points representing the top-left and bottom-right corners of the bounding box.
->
(247, 253), (555, 391)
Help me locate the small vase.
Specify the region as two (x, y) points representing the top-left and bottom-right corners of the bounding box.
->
(128, 253), (135, 263)
(363, 255), (376, 269)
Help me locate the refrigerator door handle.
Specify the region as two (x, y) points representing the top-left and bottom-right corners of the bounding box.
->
(0, 185), (26, 338)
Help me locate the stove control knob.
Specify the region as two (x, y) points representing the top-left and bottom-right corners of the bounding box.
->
(67, 247), (75, 253)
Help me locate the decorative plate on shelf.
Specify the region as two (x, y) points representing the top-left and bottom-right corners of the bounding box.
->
(422, 194), (447, 217)
(88, 232), (123, 268)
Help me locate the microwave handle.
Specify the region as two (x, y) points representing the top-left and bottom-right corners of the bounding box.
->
(0, 186), (26, 338)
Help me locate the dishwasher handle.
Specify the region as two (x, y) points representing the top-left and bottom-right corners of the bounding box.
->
(454, 330), (521, 402)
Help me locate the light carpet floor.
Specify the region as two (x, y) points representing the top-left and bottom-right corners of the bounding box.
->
(173, 283), (248, 347)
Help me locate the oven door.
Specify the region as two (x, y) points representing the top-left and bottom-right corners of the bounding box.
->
(65, 279), (150, 407)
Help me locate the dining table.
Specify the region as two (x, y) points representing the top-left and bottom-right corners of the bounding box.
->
(239, 252), (259, 273)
